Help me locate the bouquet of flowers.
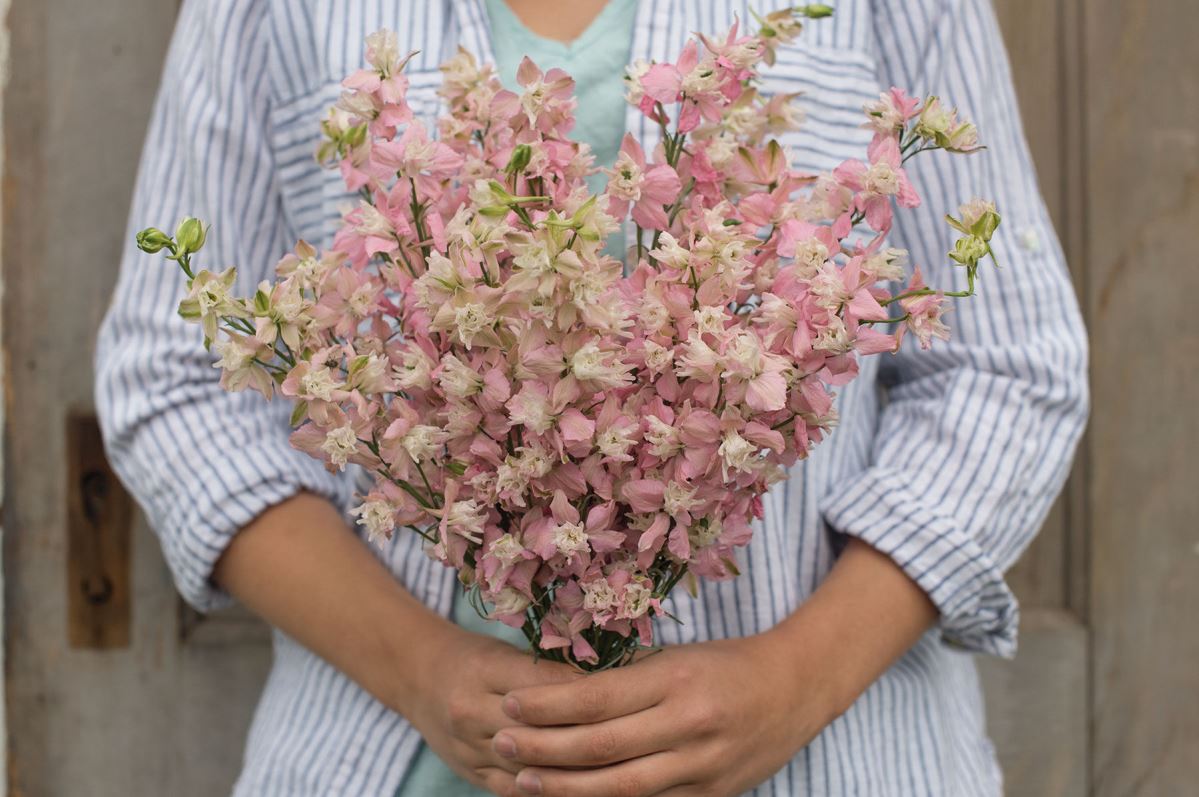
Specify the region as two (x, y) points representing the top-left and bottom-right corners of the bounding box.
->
(137, 5), (1000, 670)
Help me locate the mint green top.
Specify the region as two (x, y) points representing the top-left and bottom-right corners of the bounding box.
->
(396, 2), (635, 793)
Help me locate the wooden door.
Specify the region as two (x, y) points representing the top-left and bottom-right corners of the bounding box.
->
(5, 1), (1196, 795)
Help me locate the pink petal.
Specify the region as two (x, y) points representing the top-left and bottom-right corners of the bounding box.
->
(622, 479), (665, 513)
(642, 64), (682, 103)
(558, 408), (596, 443)
(746, 371), (788, 412)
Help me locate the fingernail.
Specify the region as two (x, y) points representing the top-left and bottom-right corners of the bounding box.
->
(502, 695), (522, 720)
(516, 771), (542, 795)
(493, 733), (517, 759)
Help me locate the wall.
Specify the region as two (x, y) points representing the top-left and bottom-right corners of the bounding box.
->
(4, 1), (1198, 795)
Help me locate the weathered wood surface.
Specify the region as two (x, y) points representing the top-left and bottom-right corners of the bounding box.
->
(990, 0), (1080, 613)
(6, 0), (1197, 795)
(2, 1), (270, 795)
(978, 609), (1088, 797)
(1083, 1), (1199, 794)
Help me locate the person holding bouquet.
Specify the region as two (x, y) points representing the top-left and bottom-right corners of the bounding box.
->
(96, 0), (1087, 795)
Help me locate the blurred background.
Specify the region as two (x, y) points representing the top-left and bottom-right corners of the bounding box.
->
(2, 0), (1196, 795)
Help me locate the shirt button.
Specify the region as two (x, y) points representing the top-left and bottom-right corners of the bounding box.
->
(1018, 227), (1041, 253)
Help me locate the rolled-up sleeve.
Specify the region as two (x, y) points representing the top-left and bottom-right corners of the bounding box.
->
(95, 0), (356, 611)
(821, 0), (1089, 657)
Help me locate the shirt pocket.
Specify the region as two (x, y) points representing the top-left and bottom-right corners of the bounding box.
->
(267, 68), (445, 248)
(757, 42), (882, 175)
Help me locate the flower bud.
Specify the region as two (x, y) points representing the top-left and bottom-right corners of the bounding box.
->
(136, 227), (174, 254)
(960, 200), (1001, 241)
(949, 234), (989, 266)
(174, 217), (208, 255)
(505, 144), (533, 174)
(799, 4), (835, 18)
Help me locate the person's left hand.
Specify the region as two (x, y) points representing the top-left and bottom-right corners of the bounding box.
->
(490, 629), (843, 797)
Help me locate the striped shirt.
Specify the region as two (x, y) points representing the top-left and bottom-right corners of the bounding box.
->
(94, 1), (1089, 794)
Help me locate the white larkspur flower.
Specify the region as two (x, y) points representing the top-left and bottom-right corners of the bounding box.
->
(813, 314), (853, 354)
(606, 149), (644, 202)
(620, 578), (654, 619)
(624, 58), (652, 104)
(689, 516), (723, 548)
(863, 248), (908, 282)
(488, 533), (526, 565)
(596, 424), (637, 461)
(490, 587), (532, 618)
(444, 499), (487, 543)
(212, 336), (258, 373)
(863, 161), (901, 196)
(301, 366), (342, 401)
(642, 340), (674, 374)
(809, 262), (850, 311)
(395, 348), (435, 391)
(693, 306), (729, 337)
(351, 498), (396, 544)
(507, 387), (554, 434)
(552, 521), (590, 563)
(791, 237), (830, 279)
(648, 232), (691, 270)
(675, 332), (723, 380)
(438, 354), (483, 398)
(401, 425), (448, 463)
(321, 424), (360, 470)
(515, 445), (553, 480)
(582, 579), (619, 615)
(453, 302), (494, 349)
(347, 282), (377, 317)
(644, 415), (682, 458)
(663, 481), (700, 517)
(718, 431), (758, 479)
(569, 343), (631, 387)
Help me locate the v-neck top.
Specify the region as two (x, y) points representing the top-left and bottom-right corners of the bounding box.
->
(486, 0), (637, 197)
(396, 4), (637, 794)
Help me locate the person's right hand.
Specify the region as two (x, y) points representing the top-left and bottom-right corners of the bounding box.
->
(402, 621), (581, 795)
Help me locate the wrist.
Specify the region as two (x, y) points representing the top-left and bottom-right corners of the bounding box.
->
(373, 592), (459, 718)
(762, 606), (855, 729)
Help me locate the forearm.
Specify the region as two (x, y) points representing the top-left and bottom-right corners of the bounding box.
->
(212, 492), (451, 715)
(769, 537), (939, 720)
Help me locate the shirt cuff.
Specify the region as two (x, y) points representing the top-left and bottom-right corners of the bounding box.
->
(822, 468), (1020, 658)
(135, 429), (358, 612)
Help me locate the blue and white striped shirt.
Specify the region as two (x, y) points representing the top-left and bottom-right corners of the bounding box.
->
(95, 0), (1089, 794)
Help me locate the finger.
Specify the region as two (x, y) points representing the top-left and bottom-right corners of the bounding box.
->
(503, 665), (667, 726)
(443, 733), (523, 777)
(478, 767), (520, 797)
(513, 752), (686, 797)
(447, 692), (517, 741)
(493, 708), (676, 767)
(483, 648), (583, 695)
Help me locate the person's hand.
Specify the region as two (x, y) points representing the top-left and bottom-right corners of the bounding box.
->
(488, 539), (938, 796)
(403, 621), (581, 795)
(491, 629), (842, 797)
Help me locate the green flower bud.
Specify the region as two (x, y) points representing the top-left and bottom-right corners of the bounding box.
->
(136, 227), (174, 254)
(174, 217), (208, 255)
(949, 234), (989, 266)
(505, 144), (533, 175)
(799, 4), (835, 18)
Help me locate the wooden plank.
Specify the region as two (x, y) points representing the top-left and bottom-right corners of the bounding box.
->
(1058, 0), (1091, 623)
(991, 0), (1072, 611)
(978, 609), (1088, 797)
(2, 1), (272, 794)
(1082, 1), (1199, 794)
(0, 0), (11, 790)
